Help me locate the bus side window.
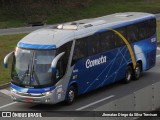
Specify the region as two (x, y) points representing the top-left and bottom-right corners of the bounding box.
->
(114, 27), (126, 47)
(72, 37), (88, 65)
(56, 41), (72, 79)
(138, 21), (148, 40)
(100, 31), (115, 52)
(11, 54), (17, 79)
(127, 25), (139, 42)
(87, 34), (100, 56)
(149, 18), (156, 37)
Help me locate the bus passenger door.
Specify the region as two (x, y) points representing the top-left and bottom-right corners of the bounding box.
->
(54, 41), (73, 102)
(71, 28), (96, 94)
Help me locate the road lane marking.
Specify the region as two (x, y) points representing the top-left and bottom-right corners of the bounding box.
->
(156, 55), (160, 58)
(157, 47), (160, 51)
(76, 95), (115, 111)
(0, 102), (17, 109)
(0, 89), (11, 96)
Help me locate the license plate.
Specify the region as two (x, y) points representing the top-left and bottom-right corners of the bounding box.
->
(25, 98), (33, 102)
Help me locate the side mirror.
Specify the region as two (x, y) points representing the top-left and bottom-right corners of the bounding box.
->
(4, 51), (14, 68)
(51, 52), (65, 73)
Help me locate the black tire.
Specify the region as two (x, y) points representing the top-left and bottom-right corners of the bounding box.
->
(65, 86), (76, 105)
(123, 66), (133, 83)
(133, 63), (142, 80)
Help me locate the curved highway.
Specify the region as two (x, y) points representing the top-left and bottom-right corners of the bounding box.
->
(0, 13), (160, 35)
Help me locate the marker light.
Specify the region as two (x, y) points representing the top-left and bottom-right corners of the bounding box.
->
(11, 88), (17, 94)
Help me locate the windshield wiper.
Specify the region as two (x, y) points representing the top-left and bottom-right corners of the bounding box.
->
(30, 65), (40, 86)
(19, 64), (30, 84)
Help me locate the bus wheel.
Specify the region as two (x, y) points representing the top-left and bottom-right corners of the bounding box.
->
(133, 63), (141, 80)
(123, 66), (133, 83)
(65, 86), (76, 105)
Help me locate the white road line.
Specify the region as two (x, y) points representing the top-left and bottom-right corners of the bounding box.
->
(76, 95), (115, 111)
(0, 89), (11, 96)
(156, 55), (160, 58)
(0, 102), (17, 109)
(157, 47), (160, 51)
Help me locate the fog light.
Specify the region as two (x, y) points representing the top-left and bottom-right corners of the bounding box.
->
(45, 98), (50, 103)
(11, 96), (16, 100)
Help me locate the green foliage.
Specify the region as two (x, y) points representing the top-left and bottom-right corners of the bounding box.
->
(157, 21), (160, 42)
(0, 34), (27, 85)
(0, 0), (160, 28)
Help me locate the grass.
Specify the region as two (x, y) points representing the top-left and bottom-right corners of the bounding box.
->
(0, 21), (160, 85)
(0, 0), (160, 28)
(0, 34), (27, 85)
(157, 21), (160, 41)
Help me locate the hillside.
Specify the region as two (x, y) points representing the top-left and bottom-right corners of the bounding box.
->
(0, 0), (160, 28)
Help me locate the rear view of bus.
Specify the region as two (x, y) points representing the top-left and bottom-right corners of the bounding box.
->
(4, 12), (157, 105)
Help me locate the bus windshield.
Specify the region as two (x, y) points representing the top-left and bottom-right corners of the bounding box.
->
(11, 48), (57, 88)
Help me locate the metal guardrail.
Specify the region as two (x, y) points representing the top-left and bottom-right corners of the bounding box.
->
(91, 81), (160, 120)
(95, 82), (160, 111)
(71, 81), (160, 120)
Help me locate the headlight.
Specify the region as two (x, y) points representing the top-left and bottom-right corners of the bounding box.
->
(42, 91), (52, 96)
(11, 88), (17, 94)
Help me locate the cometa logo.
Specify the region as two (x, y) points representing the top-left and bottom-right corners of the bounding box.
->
(86, 56), (107, 69)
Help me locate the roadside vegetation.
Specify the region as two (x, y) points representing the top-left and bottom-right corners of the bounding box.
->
(0, 34), (27, 85)
(157, 21), (160, 40)
(0, 0), (160, 28)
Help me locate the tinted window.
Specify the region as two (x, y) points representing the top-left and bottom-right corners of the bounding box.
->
(72, 37), (88, 65)
(115, 28), (126, 47)
(138, 21), (149, 40)
(87, 34), (100, 56)
(149, 18), (156, 37)
(100, 31), (115, 52)
(99, 28), (126, 51)
(127, 24), (139, 42)
(57, 41), (72, 79)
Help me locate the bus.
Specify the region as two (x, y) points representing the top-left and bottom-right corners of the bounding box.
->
(4, 12), (157, 104)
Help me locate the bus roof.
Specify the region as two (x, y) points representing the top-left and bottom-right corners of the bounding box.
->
(18, 12), (155, 49)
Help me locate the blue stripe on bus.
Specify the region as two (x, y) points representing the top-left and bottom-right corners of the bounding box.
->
(69, 34), (157, 95)
(18, 42), (56, 50)
(11, 83), (55, 93)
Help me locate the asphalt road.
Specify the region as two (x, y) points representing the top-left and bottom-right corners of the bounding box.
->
(0, 25), (54, 35)
(0, 46), (160, 120)
(0, 13), (160, 35)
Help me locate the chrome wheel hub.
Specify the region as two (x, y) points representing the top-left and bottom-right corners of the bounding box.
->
(135, 67), (140, 77)
(126, 71), (131, 80)
(69, 90), (74, 102)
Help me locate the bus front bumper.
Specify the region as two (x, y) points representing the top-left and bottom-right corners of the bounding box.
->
(10, 90), (56, 104)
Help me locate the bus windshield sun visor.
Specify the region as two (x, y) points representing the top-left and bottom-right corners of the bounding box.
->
(18, 42), (57, 50)
(4, 51), (14, 68)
